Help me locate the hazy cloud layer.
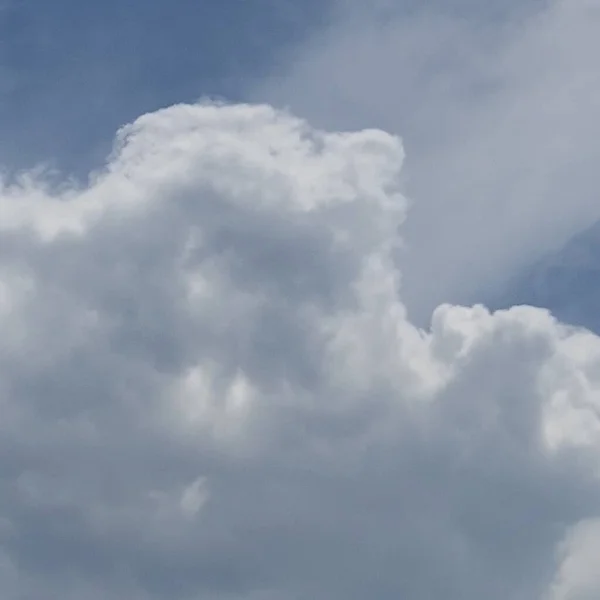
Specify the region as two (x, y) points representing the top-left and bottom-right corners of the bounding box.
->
(253, 0), (600, 322)
(1, 101), (600, 598)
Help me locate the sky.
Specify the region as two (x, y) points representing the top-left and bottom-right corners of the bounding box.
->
(2, 1), (600, 599)
(0, 0), (328, 173)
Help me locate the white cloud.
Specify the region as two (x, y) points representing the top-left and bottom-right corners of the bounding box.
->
(1, 100), (600, 599)
(547, 519), (600, 600)
(252, 0), (600, 323)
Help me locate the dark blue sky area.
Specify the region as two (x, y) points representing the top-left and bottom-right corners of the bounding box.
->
(0, 0), (329, 175)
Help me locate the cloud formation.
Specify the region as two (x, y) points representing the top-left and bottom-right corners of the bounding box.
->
(1, 101), (600, 599)
(253, 0), (600, 323)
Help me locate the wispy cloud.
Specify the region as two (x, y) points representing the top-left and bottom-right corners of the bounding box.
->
(253, 0), (600, 323)
(1, 100), (600, 599)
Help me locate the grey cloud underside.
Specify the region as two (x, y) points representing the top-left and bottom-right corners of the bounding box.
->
(2, 102), (600, 600)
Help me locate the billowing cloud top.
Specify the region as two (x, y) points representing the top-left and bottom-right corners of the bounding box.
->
(1, 101), (600, 599)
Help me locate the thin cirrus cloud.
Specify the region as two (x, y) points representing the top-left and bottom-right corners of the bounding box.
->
(1, 100), (600, 599)
(252, 0), (600, 323)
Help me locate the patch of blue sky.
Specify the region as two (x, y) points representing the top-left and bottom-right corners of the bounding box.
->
(251, 0), (600, 330)
(0, 0), (330, 175)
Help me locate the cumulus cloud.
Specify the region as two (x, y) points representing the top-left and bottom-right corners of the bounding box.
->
(1, 101), (600, 599)
(253, 0), (600, 322)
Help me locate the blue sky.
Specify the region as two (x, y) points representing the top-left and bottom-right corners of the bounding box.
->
(0, 0), (328, 173)
(3, 1), (600, 599)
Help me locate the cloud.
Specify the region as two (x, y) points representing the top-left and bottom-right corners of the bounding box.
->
(547, 519), (600, 600)
(2, 100), (600, 599)
(252, 0), (600, 323)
